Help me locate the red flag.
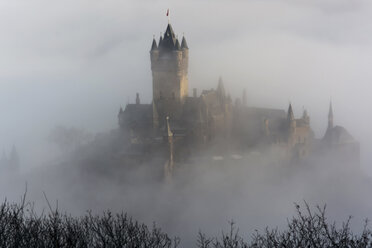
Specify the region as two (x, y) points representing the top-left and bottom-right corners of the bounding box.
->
(166, 9), (169, 16)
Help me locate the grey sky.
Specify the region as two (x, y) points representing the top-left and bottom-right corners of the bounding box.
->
(0, 0), (371, 171)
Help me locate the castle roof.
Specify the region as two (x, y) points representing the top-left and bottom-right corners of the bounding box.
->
(175, 39), (181, 50)
(181, 36), (188, 49)
(151, 38), (158, 51)
(123, 104), (153, 128)
(323, 125), (356, 145)
(328, 101), (333, 118)
(287, 103), (294, 121)
(159, 24), (177, 51)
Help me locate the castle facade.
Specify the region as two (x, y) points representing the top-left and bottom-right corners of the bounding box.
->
(118, 22), (359, 177)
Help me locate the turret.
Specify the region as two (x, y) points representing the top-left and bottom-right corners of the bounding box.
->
(151, 37), (158, 51)
(181, 36), (189, 72)
(287, 103), (296, 132)
(287, 103), (294, 122)
(150, 37), (159, 64)
(328, 101), (333, 129)
(181, 36), (188, 49)
(217, 77), (226, 103)
(174, 39), (181, 50)
(303, 109), (310, 125)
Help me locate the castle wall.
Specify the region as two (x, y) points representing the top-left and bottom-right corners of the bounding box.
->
(151, 51), (188, 103)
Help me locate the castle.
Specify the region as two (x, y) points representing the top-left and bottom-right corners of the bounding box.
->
(118, 22), (359, 178)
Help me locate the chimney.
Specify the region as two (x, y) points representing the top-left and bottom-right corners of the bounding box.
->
(136, 93), (140, 105)
(193, 88), (197, 98)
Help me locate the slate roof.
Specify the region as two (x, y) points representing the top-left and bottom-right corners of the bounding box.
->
(123, 104), (152, 128)
(151, 38), (158, 51)
(181, 36), (188, 49)
(159, 24), (177, 51)
(323, 125), (356, 144)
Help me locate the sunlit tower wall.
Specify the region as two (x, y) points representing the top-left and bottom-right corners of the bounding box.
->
(150, 23), (189, 125)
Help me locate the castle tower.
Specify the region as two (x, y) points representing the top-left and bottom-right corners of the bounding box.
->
(150, 23), (189, 124)
(150, 24), (189, 103)
(287, 103), (296, 145)
(328, 101), (333, 130)
(217, 77), (226, 103)
(302, 109), (310, 126)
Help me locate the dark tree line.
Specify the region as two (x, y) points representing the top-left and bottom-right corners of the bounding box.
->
(0, 194), (179, 248)
(0, 198), (371, 247)
(198, 203), (371, 248)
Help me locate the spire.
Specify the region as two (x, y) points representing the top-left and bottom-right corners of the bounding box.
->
(159, 24), (177, 51)
(217, 77), (226, 102)
(175, 39), (181, 50)
(165, 24), (176, 39)
(303, 108), (310, 125)
(165, 116), (173, 137)
(328, 101), (333, 129)
(302, 108), (308, 118)
(181, 36), (188, 49)
(217, 77), (225, 93)
(287, 103), (294, 121)
(151, 37), (158, 51)
(158, 35), (163, 46)
(136, 93), (140, 105)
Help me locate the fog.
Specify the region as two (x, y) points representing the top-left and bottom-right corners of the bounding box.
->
(0, 0), (372, 245)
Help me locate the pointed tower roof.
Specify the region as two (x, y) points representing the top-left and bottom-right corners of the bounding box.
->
(303, 109), (308, 118)
(151, 37), (158, 51)
(328, 101), (333, 118)
(217, 77), (225, 91)
(159, 23), (176, 51)
(160, 24), (176, 50)
(165, 24), (176, 39)
(175, 39), (181, 50)
(181, 36), (188, 49)
(217, 77), (226, 97)
(327, 101), (334, 129)
(158, 35), (163, 46)
(287, 103), (294, 121)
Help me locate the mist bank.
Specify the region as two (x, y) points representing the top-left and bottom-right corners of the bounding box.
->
(0, 128), (370, 245)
